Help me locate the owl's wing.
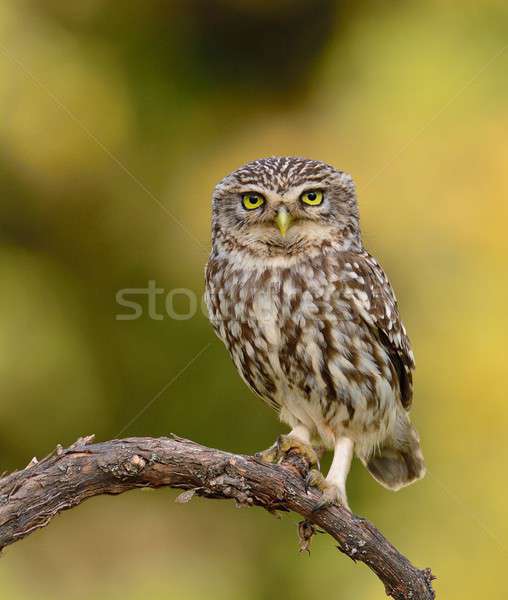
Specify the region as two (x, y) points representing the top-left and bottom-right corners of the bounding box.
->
(346, 253), (415, 409)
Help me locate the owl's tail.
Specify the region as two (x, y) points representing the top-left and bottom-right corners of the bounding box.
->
(361, 418), (426, 491)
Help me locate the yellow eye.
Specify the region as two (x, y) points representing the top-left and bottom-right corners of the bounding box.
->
(300, 190), (323, 206)
(242, 193), (265, 210)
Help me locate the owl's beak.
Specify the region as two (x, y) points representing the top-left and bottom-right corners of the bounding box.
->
(274, 207), (293, 237)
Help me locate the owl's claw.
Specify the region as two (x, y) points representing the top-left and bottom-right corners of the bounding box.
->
(306, 468), (350, 512)
(255, 434), (319, 469)
(255, 443), (279, 464)
(305, 468), (325, 492)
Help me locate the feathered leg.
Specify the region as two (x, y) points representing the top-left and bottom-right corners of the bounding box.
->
(308, 437), (354, 511)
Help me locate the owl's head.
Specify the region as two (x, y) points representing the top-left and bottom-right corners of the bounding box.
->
(211, 157), (361, 258)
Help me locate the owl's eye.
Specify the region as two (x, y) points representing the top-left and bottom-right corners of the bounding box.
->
(242, 193), (265, 210)
(300, 190), (323, 206)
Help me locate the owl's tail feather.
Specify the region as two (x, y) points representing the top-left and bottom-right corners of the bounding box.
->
(363, 421), (425, 491)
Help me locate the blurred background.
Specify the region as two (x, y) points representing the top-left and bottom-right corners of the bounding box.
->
(0, 1), (507, 598)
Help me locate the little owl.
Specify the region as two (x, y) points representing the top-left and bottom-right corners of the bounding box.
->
(205, 157), (425, 509)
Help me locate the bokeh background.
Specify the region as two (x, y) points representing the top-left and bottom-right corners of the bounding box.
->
(0, 1), (507, 598)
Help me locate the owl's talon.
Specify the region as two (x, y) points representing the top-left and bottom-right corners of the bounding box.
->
(305, 469), (350, 512)
(305, 468), (325, 492)
(255, 445), (279, 464)
(312, 492), (334, 513)
(313, 484), (350, 513)
(277, 434), (319, 467)
(256, 435), (319, 468)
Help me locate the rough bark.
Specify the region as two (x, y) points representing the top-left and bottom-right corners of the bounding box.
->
(0, 435), (435, 599)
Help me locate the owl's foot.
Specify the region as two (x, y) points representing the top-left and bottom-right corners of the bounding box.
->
(255, 434), (319, 469)
(306, 469), (350, 512)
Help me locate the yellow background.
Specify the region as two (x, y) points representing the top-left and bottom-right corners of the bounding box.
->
(0, 1), (507, 598)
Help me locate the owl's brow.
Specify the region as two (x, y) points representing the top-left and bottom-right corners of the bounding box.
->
(281, 182), (327, 196)
(235, 185), (270, 195)
(278, 175), (331, 194)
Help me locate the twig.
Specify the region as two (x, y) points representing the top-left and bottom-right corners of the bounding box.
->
(0, 435), (435, 599)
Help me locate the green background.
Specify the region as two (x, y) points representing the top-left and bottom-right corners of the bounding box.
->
(1, 1), (507, 598)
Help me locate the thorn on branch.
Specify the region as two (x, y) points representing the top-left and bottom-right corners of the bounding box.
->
(70, 434), (96, 449)
(24, 457), (38, 470)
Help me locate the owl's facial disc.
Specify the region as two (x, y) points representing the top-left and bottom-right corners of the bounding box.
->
(212, 157), (361, 256)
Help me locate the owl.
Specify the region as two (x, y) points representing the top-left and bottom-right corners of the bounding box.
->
(205, 157), (425, 509)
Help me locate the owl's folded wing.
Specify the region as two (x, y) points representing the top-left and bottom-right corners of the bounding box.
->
(347, 253), (415, 409)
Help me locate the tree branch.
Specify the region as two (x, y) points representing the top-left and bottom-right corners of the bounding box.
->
(0, 435), (435, 599)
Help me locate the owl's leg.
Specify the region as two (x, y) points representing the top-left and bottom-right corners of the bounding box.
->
(308, 437), (354, 511)
(256, 424), (319, 467)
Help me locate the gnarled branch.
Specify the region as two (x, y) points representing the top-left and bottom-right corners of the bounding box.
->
(0, 435), (435, 599)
